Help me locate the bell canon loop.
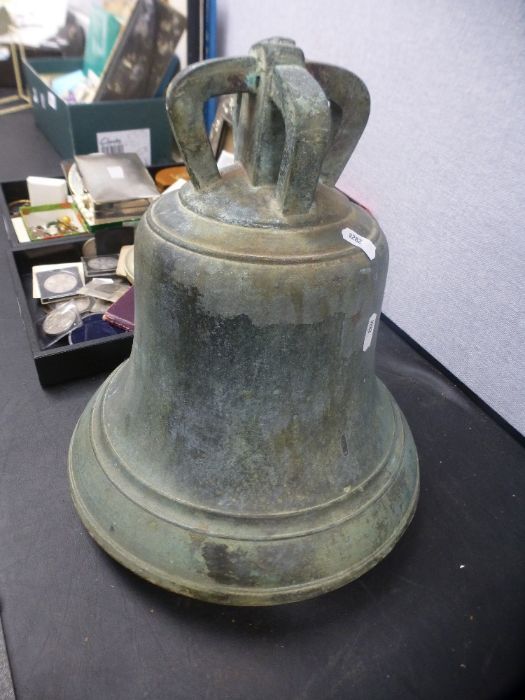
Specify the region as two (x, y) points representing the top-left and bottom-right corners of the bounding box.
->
(68, 37), (419, 605)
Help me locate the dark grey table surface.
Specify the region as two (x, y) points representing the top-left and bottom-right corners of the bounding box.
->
(0, 107), (524, 700)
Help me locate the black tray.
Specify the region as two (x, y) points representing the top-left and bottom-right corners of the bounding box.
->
(7, 241), (134, 386)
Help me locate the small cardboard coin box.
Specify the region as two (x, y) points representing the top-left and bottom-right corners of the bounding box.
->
(22, 57), (175, 166)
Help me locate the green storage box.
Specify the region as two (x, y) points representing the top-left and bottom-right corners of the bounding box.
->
(22, 57), (175, 166)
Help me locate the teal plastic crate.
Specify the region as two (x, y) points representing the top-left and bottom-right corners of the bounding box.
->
(23, 57), (175, 166)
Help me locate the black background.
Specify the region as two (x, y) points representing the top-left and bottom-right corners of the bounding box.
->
(0, 108), (524, 700)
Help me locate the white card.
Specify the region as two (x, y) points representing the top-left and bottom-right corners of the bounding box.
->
(96, 128), (152, 166)
(11, 216), (30, 243)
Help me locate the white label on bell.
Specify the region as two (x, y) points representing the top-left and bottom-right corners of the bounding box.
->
(341, 227), (376, 260)
(363, 313), (377, 351)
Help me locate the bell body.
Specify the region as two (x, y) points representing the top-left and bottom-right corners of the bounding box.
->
(69, 165), (419, 605)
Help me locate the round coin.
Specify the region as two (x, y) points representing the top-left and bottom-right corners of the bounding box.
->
(43, 307), (77, 335)
(86, 256), (118, 272)
(72, 296), (93, 314)
(82, 237), (97, 257)
(90, 299), (111, 314)
(55, 296), (92, 315)
(43, 270), (79, 295)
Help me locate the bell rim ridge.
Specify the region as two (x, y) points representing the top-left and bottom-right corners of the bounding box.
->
(146, 173), (383, 265)
(68, 367), (419, 606)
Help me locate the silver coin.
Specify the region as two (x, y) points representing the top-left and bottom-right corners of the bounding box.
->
(55, 296), (92, 315)
(86, 256), (118, 272)
(82, 237), (97, 257)
(92, 281), (121, 294)
(43, 307), (77, 335)
(73, 296), (93, 314)
(90, 299), (111, 313)
(43, 271), (79, 294)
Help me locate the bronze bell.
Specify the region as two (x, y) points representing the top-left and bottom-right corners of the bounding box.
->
(68, 37), (419, 605)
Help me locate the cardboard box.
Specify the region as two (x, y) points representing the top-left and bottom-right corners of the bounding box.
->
(22, 57), (175, 166)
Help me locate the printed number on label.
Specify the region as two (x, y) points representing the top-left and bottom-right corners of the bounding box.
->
(341, 227), (376, 260)
(363, 313), (377, 351)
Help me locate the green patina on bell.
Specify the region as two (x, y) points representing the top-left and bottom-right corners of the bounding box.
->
(68, 37), (419, 605)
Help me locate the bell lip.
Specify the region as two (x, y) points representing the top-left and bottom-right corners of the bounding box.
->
(86, 365), (409, 539)
(68, 372), (420, 606)
(69, 457), (419, 606)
